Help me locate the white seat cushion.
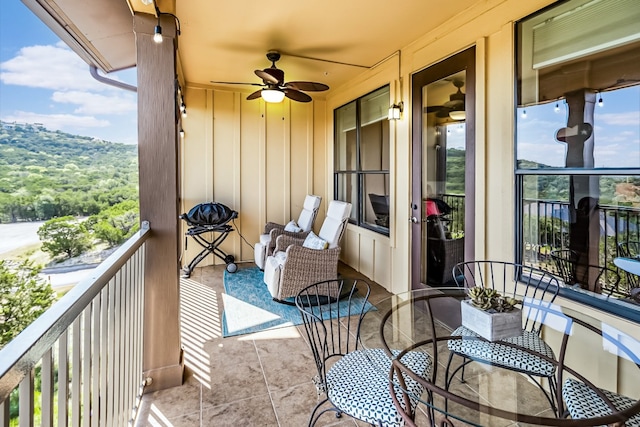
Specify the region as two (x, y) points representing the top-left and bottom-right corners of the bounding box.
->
(254, 242), (267, 269)
(326, 348), (432, 427)
(562, 378), (640, 426)
(297, 195), (322, 232)
(263, 255), (282, 298)
(318, 200), (352, 248)
(259, 233), (271, 245)
(448, 326), (556, 377)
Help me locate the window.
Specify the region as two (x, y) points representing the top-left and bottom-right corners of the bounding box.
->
(516, 0), (640, 320)
(334, 86), (390, 234)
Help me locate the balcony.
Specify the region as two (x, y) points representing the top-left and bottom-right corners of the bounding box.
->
(0, 222), (398, 426)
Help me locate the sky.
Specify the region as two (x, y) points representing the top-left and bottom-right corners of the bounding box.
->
(517, 86), (640, 169)
(0, 0), (138, 145)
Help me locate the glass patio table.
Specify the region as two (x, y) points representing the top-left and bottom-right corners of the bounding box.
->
(359, 287), (640, 426)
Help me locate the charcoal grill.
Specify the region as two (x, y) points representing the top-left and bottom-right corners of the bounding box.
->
(180, 202), (238, 277)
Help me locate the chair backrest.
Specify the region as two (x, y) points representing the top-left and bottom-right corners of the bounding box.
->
(453, 260), (560, 334)
(295, 279), (371, 390)
(618, 241), (640, 258)
(296, 195), (322, 232)
(318, 200), (352, 248)
(550, 249), (622, 295)
(550, 249), (579, 285)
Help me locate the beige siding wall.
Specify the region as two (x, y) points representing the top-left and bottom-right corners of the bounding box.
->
(178, 0), (639, 396)
(180, 87), (326, 266)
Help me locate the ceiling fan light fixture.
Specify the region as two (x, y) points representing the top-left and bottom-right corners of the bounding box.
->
(261, 89), (285, 103)
(449, 110), (466, 121)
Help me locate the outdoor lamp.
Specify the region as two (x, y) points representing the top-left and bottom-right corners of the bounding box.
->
(153, 23), (162, 43)
(388, 103), (402, 120)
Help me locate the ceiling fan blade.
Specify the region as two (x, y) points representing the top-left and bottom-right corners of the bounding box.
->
(284, 89), (312, 103)
(424, 105), (444, 113)
(247, 90), (263, 100)
(443, 99), (464, 109)
(255, 69), (280, 85)
(210, 81), (264, 87)
(285, 81), (329, 92)
(436, 108), (452, 118)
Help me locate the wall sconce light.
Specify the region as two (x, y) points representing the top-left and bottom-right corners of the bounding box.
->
(388, 102), (403, 120)
(261, 89), (285, 103)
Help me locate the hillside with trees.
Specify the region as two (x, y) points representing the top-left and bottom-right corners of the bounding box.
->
(0, 121), (138, 223)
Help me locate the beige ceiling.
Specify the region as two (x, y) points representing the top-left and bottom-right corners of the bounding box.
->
(24, 0), (479, 96)
(173, 0), (478, 94)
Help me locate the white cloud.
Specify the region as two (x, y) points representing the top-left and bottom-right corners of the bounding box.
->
(598, 111), (640, 126)
(0, 43), (106, 92)
(2, 111), (109, 130)
(51, 90), (137, 115)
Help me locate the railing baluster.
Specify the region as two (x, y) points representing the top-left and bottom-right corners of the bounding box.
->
(18, 370), (34, 427)
(91, 293), (101, 427)
(41, 349), (53, 427)
(113, 271), (123, 426)
(82, 306), (92, 427)
(99, 287), (109, 427)
(0, 398), (8, 427)
(58, 331), (69, 427)
(72, 317), (81, 427)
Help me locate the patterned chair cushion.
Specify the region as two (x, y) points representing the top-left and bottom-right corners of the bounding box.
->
(562, 378), (640, 426)
(302, 231), (329, 250)
(284, 220), (302, 232)
(448, 325), (556, 377)
(326, 348), (432, 427)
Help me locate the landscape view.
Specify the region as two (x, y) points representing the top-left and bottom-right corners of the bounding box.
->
(0, 120), (139, 344)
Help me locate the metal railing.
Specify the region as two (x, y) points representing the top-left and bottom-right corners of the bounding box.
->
(0, 222), (151, 427)
(522, 199), (640, 297)
(441, 193), (465, 236)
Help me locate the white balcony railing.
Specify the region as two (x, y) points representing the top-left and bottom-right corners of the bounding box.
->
(0, 222), (151, 427)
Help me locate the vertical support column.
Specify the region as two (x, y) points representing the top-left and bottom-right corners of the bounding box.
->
(560, 89), (600, 291)
(134, 12), (183, 392)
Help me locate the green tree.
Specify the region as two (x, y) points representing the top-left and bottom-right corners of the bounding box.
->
(37, 216), (91, 259)
(87, 200), (140, 246)
(0, 260), (55, 348)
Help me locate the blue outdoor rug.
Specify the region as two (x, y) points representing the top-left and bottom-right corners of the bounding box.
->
(222, 266), (375, 337)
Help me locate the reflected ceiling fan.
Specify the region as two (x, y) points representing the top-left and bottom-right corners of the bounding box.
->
(425, 79), (466, 120)
(210, 51), (329, 103)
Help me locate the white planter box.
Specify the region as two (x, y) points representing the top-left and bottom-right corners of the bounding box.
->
(460, 299), (522, 341)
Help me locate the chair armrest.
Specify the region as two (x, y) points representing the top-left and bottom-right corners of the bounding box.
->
(264, 222), (285, 235)
(273, 232), (308, 253)
(278, 246), (341, 300)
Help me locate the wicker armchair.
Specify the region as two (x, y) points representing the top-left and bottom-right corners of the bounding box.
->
(263, 200), (351, 303)
(254, 195), (321, 269)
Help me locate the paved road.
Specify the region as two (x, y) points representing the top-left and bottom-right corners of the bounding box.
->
(0, 221), (94, 289)
(0, 221), (45, 254)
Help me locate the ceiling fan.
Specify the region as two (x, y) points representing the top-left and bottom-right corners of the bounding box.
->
(425, 79), (466, 120)
(210, 51), (329, 103)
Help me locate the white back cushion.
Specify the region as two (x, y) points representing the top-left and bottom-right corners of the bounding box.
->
(297, 195), (322, 232)
(318, 200), (352, 248)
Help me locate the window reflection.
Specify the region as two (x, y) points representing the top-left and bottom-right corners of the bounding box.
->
(516, 0), (640, 316)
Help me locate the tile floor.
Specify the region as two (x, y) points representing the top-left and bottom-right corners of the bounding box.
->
(134, 262), (555, 427)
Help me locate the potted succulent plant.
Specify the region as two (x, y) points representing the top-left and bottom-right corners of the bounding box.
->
(461, 287), (523, 341)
